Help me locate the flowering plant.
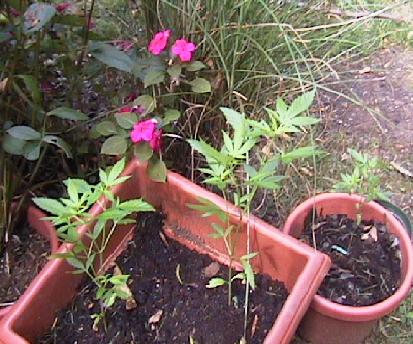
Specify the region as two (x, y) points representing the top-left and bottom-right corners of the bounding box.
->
(91, 29), (212, 182)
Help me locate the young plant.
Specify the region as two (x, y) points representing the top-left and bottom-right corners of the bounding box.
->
(334, 148), (389, 225)
(0, 2), (96, 256)
(33, 158), (155, 329)
(188, 90), (321, 334)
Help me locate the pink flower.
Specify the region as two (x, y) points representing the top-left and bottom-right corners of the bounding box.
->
(171, 39), (197, 62)
(130, 119), (162, 152)
(56, 2), (72, 14)
(119, 105), (145, 114)
(125, 92), (138, 102)
(149, 128), (162, 152)
(119, 106), (133, 113)
(148, 30), (171, 55)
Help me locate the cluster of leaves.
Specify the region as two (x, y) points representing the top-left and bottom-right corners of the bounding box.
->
(1, 2), (97, 160)
(88, 38), (211, 182)
(334, 149), (388, 202)
(188, 90), (321, 304)
(33, 158), (155, 328)
(0, 1), (103, 253)
(334, 148), (388, 224)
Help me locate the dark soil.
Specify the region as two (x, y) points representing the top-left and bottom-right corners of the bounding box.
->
(302, 213), (401, 306)
(0, 222), (50, 306)
(39, 212), (288, 344)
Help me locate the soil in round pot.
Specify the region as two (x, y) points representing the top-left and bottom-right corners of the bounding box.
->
(39, 212), (289, 344)
(301, 213), (401, 307)
(0, 220), (50, 312)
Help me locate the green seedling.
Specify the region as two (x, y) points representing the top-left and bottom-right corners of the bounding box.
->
(33, 158), (154, 330)
(334, 148), (389, 225)
(187, 89), (321, 336)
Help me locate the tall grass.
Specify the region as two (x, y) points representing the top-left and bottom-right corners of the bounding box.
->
(139, 0), (411, 114)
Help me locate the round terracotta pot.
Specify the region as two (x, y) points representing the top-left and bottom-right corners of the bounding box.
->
(0, 205), (59, 321)
(283, 193), (413, 344)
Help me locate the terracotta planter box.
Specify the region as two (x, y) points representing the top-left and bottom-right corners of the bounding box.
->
(283, 193), (413, 344)
(0, 160), (330, 344)
(0, 205), (59, 321)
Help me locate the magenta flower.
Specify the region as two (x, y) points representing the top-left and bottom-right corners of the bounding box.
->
(119, 106), (133, 113)
(172, 39), (197, 62)
(131, 119), (162, 153)
(119, 105), (145, 114)
(148, 30), (171, 55)
(125, 92), (138, 102)
(149, 128), (162, 152)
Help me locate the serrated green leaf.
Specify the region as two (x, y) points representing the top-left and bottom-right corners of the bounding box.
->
(89, 41), (133, 73)
(63, 179), (91, 194)
(288, 89), (316, 117)
(119, 199), (155, 212)
(290, 116), (320, 127)
(281, 146), (324, 164)
(148, 157), (167, 182)
(189, 78), (211, 93)
(33, 197), (67, 216)
(42, 135), (73, 158)
(115, 112), (137, 129)
(186, 61), (206, 72)
(206, 277), (226, 288)
(67, 257), (85, 271)
(276, 98), (288, 115)
(187, 139), (228, 164)
(96, 121), (117, 136)
(167, 65), (182, 78)
(108, 158), (125, 184)
(7, 126), (41, 140)
(23, 142), (41, 160)
(47, 107), (88, 121)
(133, 142), (153, 161)
(163, 109), (180, 125)
(16, 75), (41, 104)
(2, 134), (25, 155)
(144, 69), (165, 88)
(134, 95), (155, 115)
(101, 136), (128, 155)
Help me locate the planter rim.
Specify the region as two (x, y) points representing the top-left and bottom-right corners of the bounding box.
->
(0, 205), (59, 320)
(283, 192), (413, 322)
(0, 159), (331, 344)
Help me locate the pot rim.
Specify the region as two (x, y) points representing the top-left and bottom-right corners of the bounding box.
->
(283, 192), (413, 322)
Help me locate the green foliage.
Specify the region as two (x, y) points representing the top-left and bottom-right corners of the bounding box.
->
(334, 148), (388, 202)
(33, 159), (154, 327)
(0, 0), (101, 253)
(334, 148), (389, 224)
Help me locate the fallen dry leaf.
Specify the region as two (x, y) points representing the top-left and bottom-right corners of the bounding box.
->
(0, 78), (8, 92)
(148, 309), (163, 325)
(361, 226), (378, 242)
(358, 66), (371, 74)
(202, 262), (220, 278)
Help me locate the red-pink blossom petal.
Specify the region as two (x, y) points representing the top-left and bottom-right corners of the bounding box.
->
(148, 30), (171, 55)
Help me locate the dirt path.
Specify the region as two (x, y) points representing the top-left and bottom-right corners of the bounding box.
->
(319, 46), (413, 217)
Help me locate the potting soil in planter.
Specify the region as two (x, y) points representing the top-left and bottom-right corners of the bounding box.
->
(301, 213), (401, 306)
(39, 212), (288, 344)
(0, 222), (50, 307)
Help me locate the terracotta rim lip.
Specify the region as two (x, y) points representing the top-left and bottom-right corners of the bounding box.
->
(0, 205), (59, 320)
(283, 192), (413, 322)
